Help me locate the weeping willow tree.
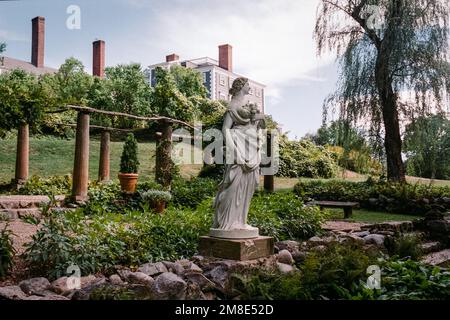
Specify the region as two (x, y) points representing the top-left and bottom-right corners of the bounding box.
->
(315, 0), (449, 181)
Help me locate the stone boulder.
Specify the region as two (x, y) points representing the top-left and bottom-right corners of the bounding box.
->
(0, 285), (27, 300)
(152, 272), (187, 300)
(19, 277), (51, 295)
(127, 272), (154, 287)
(363, 234), (385, 247)
(277, 262), (295, 274)
(138, 262), (168, 277)
(277, 249), (294, 265)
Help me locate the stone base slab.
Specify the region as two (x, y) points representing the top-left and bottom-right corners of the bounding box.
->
(209, 227), (259, 239)
(199, 236), (274, 261)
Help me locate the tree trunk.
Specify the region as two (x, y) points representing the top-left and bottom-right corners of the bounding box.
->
(155, 120), (173, 189)
(375, 45), (406, 182)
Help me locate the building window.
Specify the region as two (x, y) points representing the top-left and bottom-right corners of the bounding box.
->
(219, 74), (226, 86)
(219, 92), (227, 100)
(249, 87), (253, 95)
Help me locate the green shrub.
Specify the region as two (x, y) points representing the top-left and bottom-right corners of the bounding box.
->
(294, 179), (450, 215)
(24, 206), (211, 279)
(141, 190), (172, 202)
(278, 138), (338, 179)
(232, 241), (379, 300)
(120, 133), (139, 173)
(248, 192), (328, 241)
(0, 224), (16, 278)
(171, 177), (218, 208)
(15, 175), (72, 196)
(376, 259), (450, 300)
(385, 234), (423, 260)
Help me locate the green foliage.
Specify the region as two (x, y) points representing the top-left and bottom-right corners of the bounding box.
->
(327, 145), (382, 175)
(141, 190), (172, 202)
(0, 42), (6, 53)
(0, 69), (46, 130)
(0, 224), (16, 278)
(404, 113), (450, 180)
(278, 137), (338, 178)
(170, 65), (207, 98)
(151, 67), (195, 121)
(120, 133), (139, 173)
(171, 177), (218, 208)
(101, 64), (152, 128)
(24, 207), (211, 279)
(294, 179), (450, 215)
(375, 259), (450, 300)
(15, 175), (72, 196)
(385, 233), (423, 261)
(249, 192), (328, 241)
(232, 241), (378, 300)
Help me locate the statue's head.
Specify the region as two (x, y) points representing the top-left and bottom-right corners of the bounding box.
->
(229, 77), (249, 97)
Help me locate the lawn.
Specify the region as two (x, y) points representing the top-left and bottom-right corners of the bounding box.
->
(0, 136), (202, 184)
(326, 208), (417, 224)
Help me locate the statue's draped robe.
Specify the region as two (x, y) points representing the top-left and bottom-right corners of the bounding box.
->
(212, 106), (261, 230)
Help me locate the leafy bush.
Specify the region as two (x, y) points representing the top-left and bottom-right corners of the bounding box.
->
(120, 133), (139, 173)
(294, 179), (450, 215)
(232, 241), (379, 300)
(385, 233), (423, 260)
(278, 138), (338, 178)
(141, 190), (172, 202)
(327, 145), (382, 175)
(0, 224), (16, 278)
(171, 177), (218, 208)
(24, 207), (211, 279)
(375, 259), (450, 300)
(15, 175), (72, 195)
(248, 192), (328, 241)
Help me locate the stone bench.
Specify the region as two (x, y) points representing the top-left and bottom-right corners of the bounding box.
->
(306, 200), (359, 219)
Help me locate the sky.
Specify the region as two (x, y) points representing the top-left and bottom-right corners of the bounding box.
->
(0, 0), (339, 138)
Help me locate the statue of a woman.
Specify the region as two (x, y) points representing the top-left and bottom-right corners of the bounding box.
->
(210, 77), (265, 239)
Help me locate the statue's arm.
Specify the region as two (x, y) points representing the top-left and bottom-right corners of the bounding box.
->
(222, 112), (233, 137)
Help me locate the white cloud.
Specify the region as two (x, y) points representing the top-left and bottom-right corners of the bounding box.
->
(0, 29), (28, 42)
(134, 0), (333, 99)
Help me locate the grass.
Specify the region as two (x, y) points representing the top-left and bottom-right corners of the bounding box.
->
(327, 208), (416, 224)
(0, 136), (202, 184)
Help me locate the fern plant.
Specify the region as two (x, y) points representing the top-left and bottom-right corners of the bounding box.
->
(0, 224), (16, 278)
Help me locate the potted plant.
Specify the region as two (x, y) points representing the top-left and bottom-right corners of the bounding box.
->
(141, 190), (172, 214)
(118, 133), (140, 193)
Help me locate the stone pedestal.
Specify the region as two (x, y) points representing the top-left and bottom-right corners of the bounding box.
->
(199, 236), (274, 261)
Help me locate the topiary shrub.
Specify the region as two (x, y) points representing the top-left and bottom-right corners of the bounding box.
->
(120, 133), (139, 174)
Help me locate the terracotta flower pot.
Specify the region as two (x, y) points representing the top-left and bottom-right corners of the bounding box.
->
(153, 200), (166, 214)
(118, 173), (139, 193)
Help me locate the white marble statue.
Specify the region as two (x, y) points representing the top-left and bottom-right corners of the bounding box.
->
(210, 77), (265, 239)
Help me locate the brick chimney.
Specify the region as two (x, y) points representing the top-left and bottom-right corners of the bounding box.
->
(218, 44), (232, 72)
(31, 17), (45, 68)
(93, 40), (105, 78)
(166, 54), (179, 62)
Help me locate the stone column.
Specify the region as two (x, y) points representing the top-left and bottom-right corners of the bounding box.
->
(72, 112), (90, 202)
(15, 123), (29, 184)
(98, 130), (110, 182)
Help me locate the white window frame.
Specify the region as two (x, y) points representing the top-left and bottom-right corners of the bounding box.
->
(219, 74), (226, 86)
